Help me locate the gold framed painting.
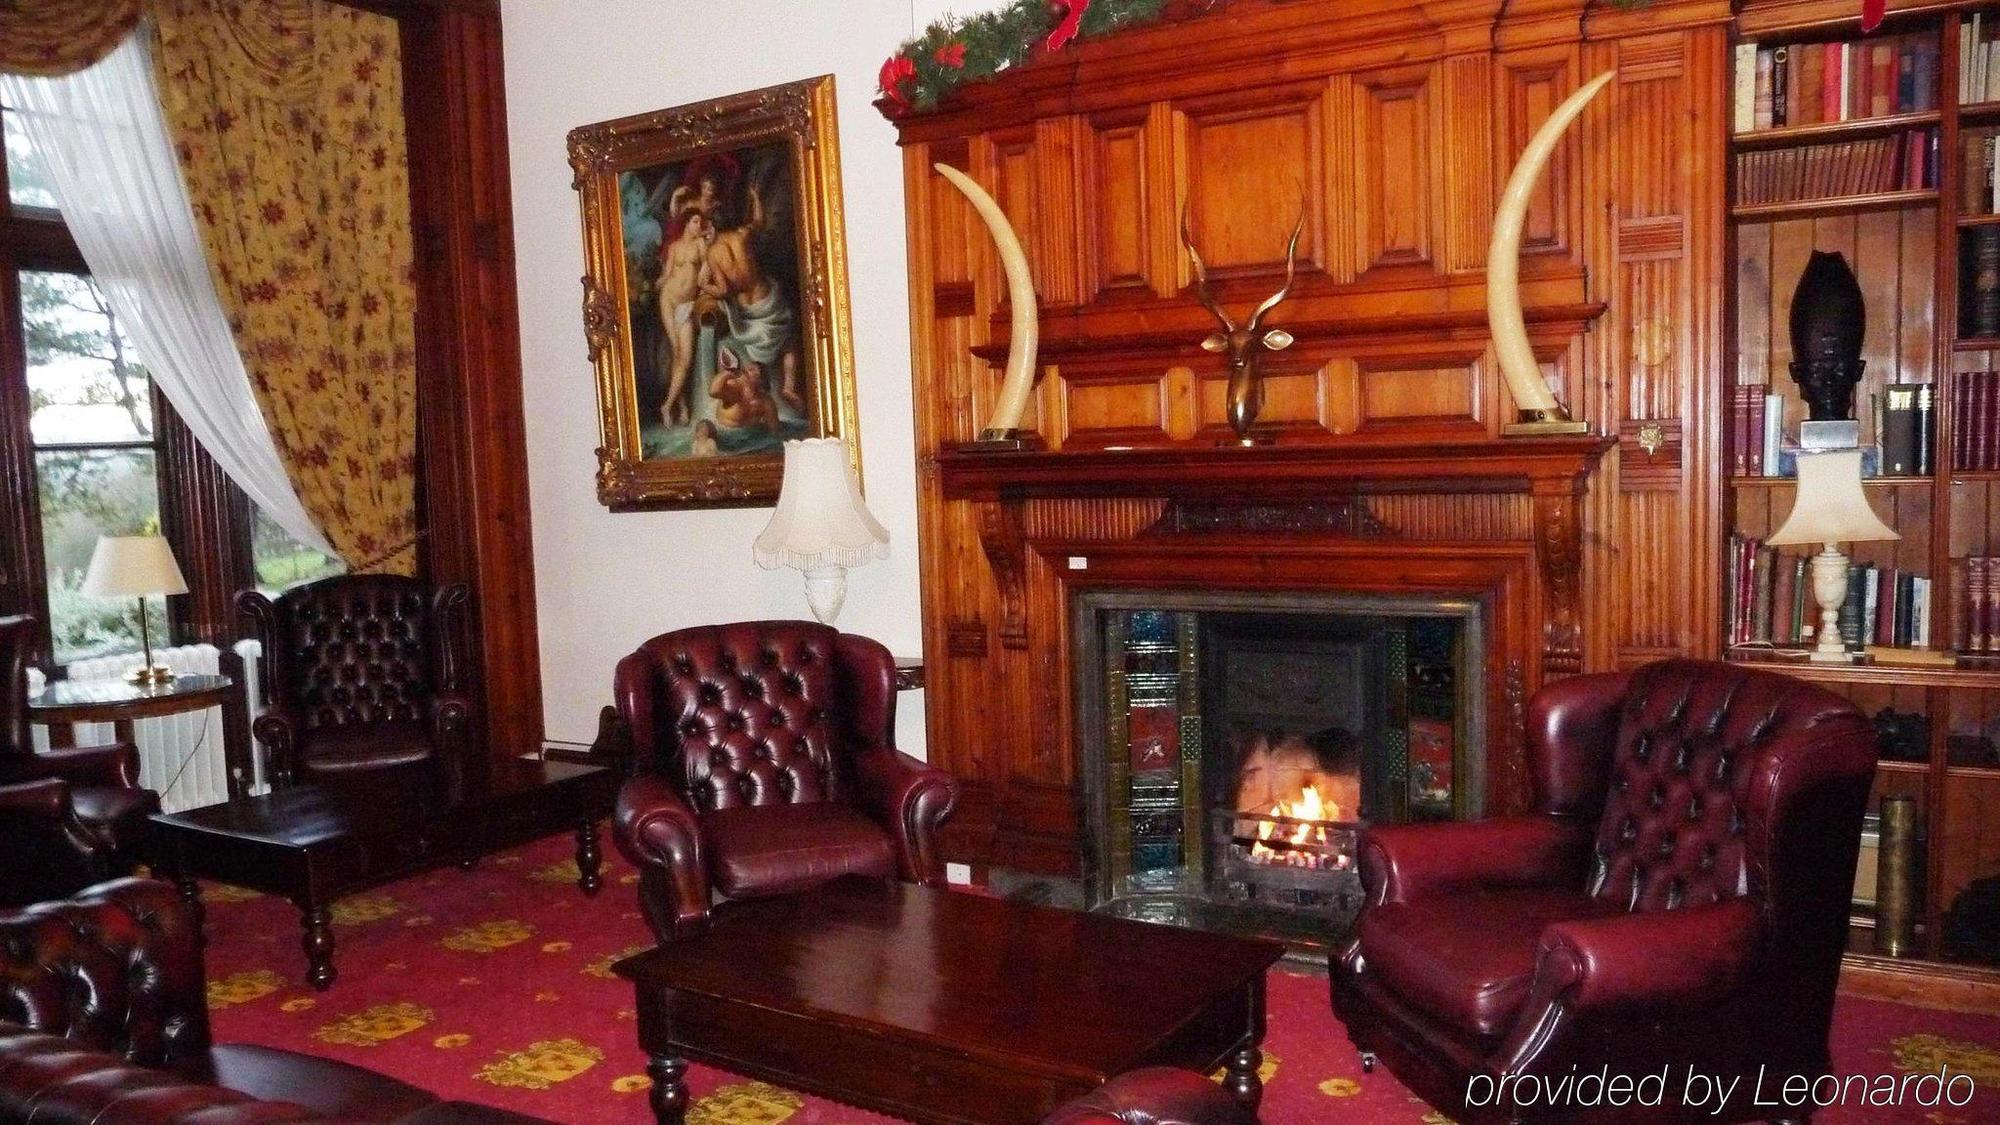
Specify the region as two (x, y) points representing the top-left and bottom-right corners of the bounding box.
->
(569, 75), (859, 510)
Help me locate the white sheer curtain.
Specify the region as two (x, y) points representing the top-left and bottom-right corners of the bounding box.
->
(2, 30), (332, 556)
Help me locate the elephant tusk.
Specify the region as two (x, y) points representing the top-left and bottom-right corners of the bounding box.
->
(934, 163), (1040, 439)
(1489, 69), (1616, 423)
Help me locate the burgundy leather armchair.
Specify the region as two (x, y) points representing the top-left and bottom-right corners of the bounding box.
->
(0, 615), (157, 907)
(238, 576), (474, 790)
(0, 878), (549, 1124)
(612, 621), (959, 940)
(1042, 1068), (1256, 1125)
(1333, 660), (1879, 1124)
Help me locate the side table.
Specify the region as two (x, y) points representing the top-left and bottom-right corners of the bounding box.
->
(28, 673), (251, 802)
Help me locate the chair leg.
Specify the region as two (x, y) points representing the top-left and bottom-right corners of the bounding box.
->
(1359, 1051), (1377, 1074)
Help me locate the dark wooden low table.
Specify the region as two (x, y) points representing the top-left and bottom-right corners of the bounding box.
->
(149, 757), (618, 990)
(614, 878), (1283, 1125)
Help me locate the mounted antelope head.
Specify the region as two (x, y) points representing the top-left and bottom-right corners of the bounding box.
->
(1180, 207), (1305, 444)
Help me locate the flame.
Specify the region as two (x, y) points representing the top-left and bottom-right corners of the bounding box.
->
(1247, 784), (1336, 865)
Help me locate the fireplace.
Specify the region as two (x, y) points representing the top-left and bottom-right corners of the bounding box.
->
(1072, 589), (1485, 948)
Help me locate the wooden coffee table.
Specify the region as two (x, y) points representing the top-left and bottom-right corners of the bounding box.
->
(614, 877), (1283, 1125)
(149, 757), (618, 990)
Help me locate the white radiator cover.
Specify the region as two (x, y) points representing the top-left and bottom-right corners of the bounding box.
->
(35, 640), (265, 812)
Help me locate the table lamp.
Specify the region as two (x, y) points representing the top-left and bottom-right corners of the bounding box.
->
(81, 535), (188, 684)
(1766, 448), (1898, 662)
(753, 438), (887, 624)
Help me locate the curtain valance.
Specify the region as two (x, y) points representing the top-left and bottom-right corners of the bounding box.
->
(0, 0), (145, 77)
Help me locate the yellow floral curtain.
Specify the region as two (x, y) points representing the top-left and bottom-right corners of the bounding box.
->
(152, 0), (418, 575)
(0, 0), (144, 76)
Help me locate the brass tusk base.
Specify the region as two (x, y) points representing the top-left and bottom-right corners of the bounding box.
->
(956, 429), (1047, 453)
(1502, 409), (1590, 437)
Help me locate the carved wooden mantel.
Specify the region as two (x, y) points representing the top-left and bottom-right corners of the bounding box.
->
(939, 436), (1611, 677)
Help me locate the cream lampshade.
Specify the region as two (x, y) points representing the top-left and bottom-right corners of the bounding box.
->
(753, 439), (887, 624)
(1767, 449), (1899, 662)
(81, 535), (188, 683)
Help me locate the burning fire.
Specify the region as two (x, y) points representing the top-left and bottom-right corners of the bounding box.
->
(1246, 784), (1345, 868)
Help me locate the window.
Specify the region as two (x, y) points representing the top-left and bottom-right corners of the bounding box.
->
(23, 269), (163, 662)
(2, 102), (341, 668)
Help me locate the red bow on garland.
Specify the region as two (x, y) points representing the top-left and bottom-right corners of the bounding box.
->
(1047, 0), (1090, 52)
(1861, 0), (1885, 33)
(879, 54), (916, 110)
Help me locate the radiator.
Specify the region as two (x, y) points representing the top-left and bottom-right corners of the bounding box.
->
(35, 640), (266, 812)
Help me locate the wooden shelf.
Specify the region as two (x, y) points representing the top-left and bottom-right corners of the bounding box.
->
(1952, 335), (2000, 351)
(1725, 650), (2000, 689)
(1877, 759), (1931, 774)
(1731, 110), (1941, 151)
(1949, 469), (2000, 480)
(1959, 99), (2000, 125)
(1947, 764), (2000, 780)
(1959, 212), (2000, 227)
(1731, 190), (1938, 221)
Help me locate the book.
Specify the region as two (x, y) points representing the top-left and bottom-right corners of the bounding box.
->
(1879, 383), (1922, 475)
(1914, 383), (1935, 474)
(1735, 41), (1759, 133)
(1773, 46), (1791, 126)
(1772, 554), (1798, 644)
(1968, 229), (2000, 338)
(1839, 566), (1867, 649)
(1762, 392), (1784, 476)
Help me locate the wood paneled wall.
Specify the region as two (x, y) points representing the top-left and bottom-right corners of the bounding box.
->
(895, 0), (1733, 873)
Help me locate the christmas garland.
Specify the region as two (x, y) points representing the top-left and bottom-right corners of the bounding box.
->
(879, 0), (1889, 119)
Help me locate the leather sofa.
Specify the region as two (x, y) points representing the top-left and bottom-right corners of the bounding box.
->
(612, 621), (959, 940)
(0, 614), (158, 907)
(0, 878), (547, 1124)
(1333, 659), (1879, 1123)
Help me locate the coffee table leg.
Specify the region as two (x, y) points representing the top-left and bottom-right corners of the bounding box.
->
(1223, 1045), (1263, 1110)
(298, 902), (336, 991)
(575, 819), (603, 896)
(646, 1054), (687, 1125)
(173, 874), (205, 945)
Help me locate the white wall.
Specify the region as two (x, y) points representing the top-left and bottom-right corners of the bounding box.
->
(502, 2), (956, 753)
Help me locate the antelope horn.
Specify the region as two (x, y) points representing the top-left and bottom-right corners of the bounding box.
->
(1178, 207), (1236, 332)
(1247, 207), (1306, 331)
(935, 163), (1040, 437)
(1489, 69), (1616, 420)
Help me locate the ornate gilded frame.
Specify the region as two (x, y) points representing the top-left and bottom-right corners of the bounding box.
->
(568, 75), (859, 510)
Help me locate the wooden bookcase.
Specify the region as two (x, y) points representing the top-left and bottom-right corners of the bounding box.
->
(1728, 1), (2000, 993)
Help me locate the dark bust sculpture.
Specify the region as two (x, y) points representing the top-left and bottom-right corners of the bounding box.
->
(1788, 250), (1867, 421)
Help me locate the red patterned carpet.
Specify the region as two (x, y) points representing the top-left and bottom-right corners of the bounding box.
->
(199, 833), (2000, 1124)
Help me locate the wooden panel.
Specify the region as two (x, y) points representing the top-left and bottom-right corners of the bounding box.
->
(1179, 85), (1323, 272)
(1497, 49), (1577, 257)
(1083, 110), (1154, 300)
(1057, 363), (1172, 448)
(1358, 365), (1479, 427)
(1349, 65), (1436, 273)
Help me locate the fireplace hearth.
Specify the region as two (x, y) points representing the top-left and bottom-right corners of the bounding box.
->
(1074, 589), (1484, 949)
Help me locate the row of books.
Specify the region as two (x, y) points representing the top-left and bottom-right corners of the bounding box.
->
(1964, 14), (2000, 106)
(1965, 228), (2000, 339)
(1733, 33), (1940, 133)
(1956, 557), (2000, 653)
(1728, 534), (1934, 648)
(1733, 130), (1936, 205)
(1950, 370), (2000, 470)
(1728, 384), (1933, 477)
(1961, 132), (2000, 214)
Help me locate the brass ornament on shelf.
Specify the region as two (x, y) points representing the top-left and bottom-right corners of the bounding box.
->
(1179, 206), (1305, 446)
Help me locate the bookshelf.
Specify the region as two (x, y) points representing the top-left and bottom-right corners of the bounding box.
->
(1729, 2), (2000, 985)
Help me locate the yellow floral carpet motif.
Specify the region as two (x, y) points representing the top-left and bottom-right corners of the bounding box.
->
(584, 944), (649, 979)
(330, 895), (402, 926)
(197, 882), (262, 904)
(206, 969), (284, 1008)
(1893, 1034), (2000, 1087)
(688, 1080), (804, 1124)
(475, 1038), (603, 1090)
(316, 1002), (433, 1047)
(530, 859), (582, 884)
(441, 919), (534, 953)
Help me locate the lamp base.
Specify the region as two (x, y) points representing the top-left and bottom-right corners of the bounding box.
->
(126, 664), (176, 685)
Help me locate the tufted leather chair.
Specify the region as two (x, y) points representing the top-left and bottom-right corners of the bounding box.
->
(1333, 660), (1879, 1124)
(0, 614), (158, 907)
(611, 621), (959, 940)
(0, 878), (551, 1123)
(238, 576), (474, 791)
(1041, 1069), (1256, 1125)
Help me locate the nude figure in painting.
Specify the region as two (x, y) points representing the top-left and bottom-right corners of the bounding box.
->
(701, 183), (806, 418)
(654, 209), (713, 426)
(709, 347), (777, 432)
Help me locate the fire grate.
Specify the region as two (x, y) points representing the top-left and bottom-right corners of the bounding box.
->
(1208, 807), (1365, 929)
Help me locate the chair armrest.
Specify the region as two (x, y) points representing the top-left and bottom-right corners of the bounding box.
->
(0, 1029), (320, 1122)
(0, 776), (70, 819)
(3, 743), (141, 789)
(252, 702), (306, 787)
(850, 745), (959, 885)
(612, 773), (712, 940)
(1359, 817), (1590, 907)
(431, 690), (477, 797)
(1041, 1068), (1254, 1125)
